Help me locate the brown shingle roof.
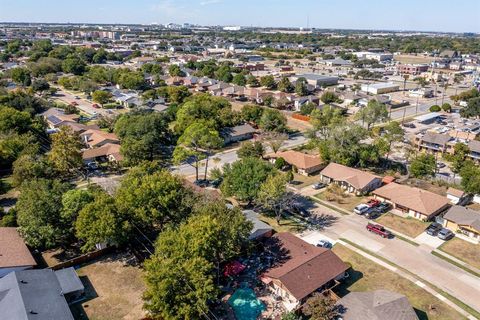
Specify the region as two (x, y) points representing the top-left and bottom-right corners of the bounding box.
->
(262, 233), (348, 300)
(274, 151), (322, 170)
(0, 228), (36, 269)
(320, 163), (380, 190)
(82, 143), (122, 161)
(80, 129), (119, 148)
(373, 183), (450, 217)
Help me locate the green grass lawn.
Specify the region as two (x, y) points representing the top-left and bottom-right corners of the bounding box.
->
(258, 214), (306, 233)
(289, 173), (320, 189)
(439, 237), (480, 270)
(316, 192), (367, 213)
(376, 213), (429, 238)
(332, 244), (466, 320)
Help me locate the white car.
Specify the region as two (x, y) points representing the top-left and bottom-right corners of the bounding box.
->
(316, 240), (333, 249)
(354, 204), (370, 215)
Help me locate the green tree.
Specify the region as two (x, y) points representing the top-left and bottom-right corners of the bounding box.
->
(221, 157), (276, 203)
(232, 73), (247, 86)
(247, 74), (260, 87)
(115, 167), (194, 228)
(168, 64), (184, 77)
(0, 106), (32, 134)
(75, 193), (131, 252)
(429, 104), (441, 112)
(446, 142), (471, 178)
(241, 104), (264, 124)
(278, 77), (294, 93)
(10, 68), (31, 86)
(173, 122), (223, 181)
(48, 126), (83, 176)
(92, 90), (113, 107)
(410, 153), (436, 178)
(382, 121), (404, 161)
(12, 153), (53, 187)
(441, 103), (452, 112)
(237, 140), (264, 159)
(257, 173), (289, 223)
(355, 99), (389, 130)
(260, 75), (276, 89)
(61, 188), (95, 237)
(16, 179), (70, 249)
(295, 77), (308, 96)
(460, 163), (480, 195)
(460, 97), (480, 118)
(62, 56), (86, 75)
(31, 79), (50, 93)
(320, 91), (339, 104)
(259, 109), (287, 132)
(300, 102), (316, 115)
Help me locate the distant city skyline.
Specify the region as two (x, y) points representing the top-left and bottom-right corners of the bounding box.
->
(0, 0), (479, 33)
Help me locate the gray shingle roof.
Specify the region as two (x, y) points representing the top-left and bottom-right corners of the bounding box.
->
(0, 269), (75, 320)
(444, 205), (480, 231)
(243, 210), (273, 240)
(55, 268), (85, 294)
(337, 290), (419, 320)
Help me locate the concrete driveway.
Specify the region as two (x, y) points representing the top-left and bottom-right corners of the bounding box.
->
(415, 231), (446, 249)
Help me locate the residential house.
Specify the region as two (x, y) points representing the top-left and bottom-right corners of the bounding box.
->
(337, 290), (419, 320)
(82, 143), (123, 163)
(208, 82), (231, 96)
(221, 124), (256, 145)
(222, 85), (245, 98)
(0, 268), (84, 320)
(443, 206), (480, 241)
(41, 108), (80, 129)
(243, 210), (273, 240)
(373, 183), (451, 221)
(415, 132), (452, 154)
(270, 151), (324, 176)
(80, 129), (120, 148)
(0, 228), (36, 278)
(446, 187), (466, 205)
(293, 95), (319, 112)
(319, 163), (382, 195)
(260, 232), (348, 311)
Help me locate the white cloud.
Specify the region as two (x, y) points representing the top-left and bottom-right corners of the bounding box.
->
(200, 0), (222, 5)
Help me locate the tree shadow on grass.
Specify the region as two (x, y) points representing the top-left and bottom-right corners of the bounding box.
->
(414, 308), (429, 320)
(332, 268), (364, 298)
(70, 275), (98, 320)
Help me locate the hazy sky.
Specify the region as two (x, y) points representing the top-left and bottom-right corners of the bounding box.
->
(1, 0), (479, 33)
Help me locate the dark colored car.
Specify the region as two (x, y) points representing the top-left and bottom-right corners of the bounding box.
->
(291, 204), (309, 217)
(438, 228), (455, 240)
(365, 210), (381, 220)
(426, 222), (443, 236)
(375, 202), (391, 213)
(366, 199), (380, 208)
(194, 179), (209, 188)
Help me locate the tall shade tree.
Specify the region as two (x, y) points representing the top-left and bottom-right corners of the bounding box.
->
(237, 141), (265, 159)
(257, 173), (291, 223)
(409, 153), (436, 178)
(92, 90), (112, 107)
(221, 157), (276, 203)
(173, 122), (223, 181)
(355, 99), (389, 130)
(382, 121), (404, 161)
(278, 77), (294, 93)
(48, 126), (83, 176)
(460, 163), (480, 195)
(241, 104), (264, 124)
(143, 201), (251, 320)
(115, 166), (195, 228)
(61, 188), (95, 237)
(75, 192), (131, 252)
(302, 294), (340, 320)
(259, 109), (287, 132)
(16, 179), (70, 249)
(0, 106), (32, 134)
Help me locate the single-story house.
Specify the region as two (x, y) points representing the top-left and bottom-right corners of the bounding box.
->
(373, 183), (451, 221)
(260, 232), (348, 311)
(270, 151), (324, 176)
(293, 95), (319, 111)
(446, 187), (466, 205)
(80, 129), (120, 148)
(221, 124), (256, 145)
(0, 228), (37, 278)
(243, 210), (273, 240)
(319, 163), (382, 195)
(82, 143), (123, 163)
(337, 290), (419, 320)
(41, 108), (80, 129)
(0, 268), (84, 319)
(443, 206), (480, 241)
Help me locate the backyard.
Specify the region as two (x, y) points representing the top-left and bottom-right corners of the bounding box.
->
(439, 237), (480, 270)
(376, 213), (429, 238)
(70, 252), (146, 320)
(332, 244), (466, 320)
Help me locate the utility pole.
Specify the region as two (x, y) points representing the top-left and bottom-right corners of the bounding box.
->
(416, 95), (419, 115)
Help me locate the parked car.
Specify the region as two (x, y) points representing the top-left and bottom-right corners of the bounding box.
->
(402, 122), (415, 128)
(366, 223), (392, 238)
(437, 228), (454, 240)
(436, 162), (446, 169)
(426, 222), (443, 236)
(74, 96), (80, 99)
(375, 202), (391, 213)
(365, 210), (381, 220)
(354, 204), (371, 215)
(366, 199), (380, 208)
(312, 182), (327, 190)
(316, 240), (333, 249)
(291, 204), (309, 217)
(194, 179), (209, 188)
(92, 103), (100, 108)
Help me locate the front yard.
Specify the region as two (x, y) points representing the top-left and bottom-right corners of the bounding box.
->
(289, 173), (320, 189)
(316, 191), (367, 213)
(258, 214), (307, 233)
(439, 237), (480, 270)
(70, 252), (146, 320)
(376, 213), (429, 238)
(332, 244), (466, 320)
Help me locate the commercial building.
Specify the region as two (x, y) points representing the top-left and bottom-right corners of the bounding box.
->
(290, 74), (339, 88)
(397, 64), (429, 75)
(361, 82), (399, 95)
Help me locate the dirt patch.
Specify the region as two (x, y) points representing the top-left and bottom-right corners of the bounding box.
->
(439, 237), (480, 270)
(71, 252), (146, 320)
(333, 244), (466, 320)
(376, 213), (429, 238)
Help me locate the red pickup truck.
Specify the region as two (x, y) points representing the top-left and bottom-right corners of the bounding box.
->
(366, 223), (392, 238)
